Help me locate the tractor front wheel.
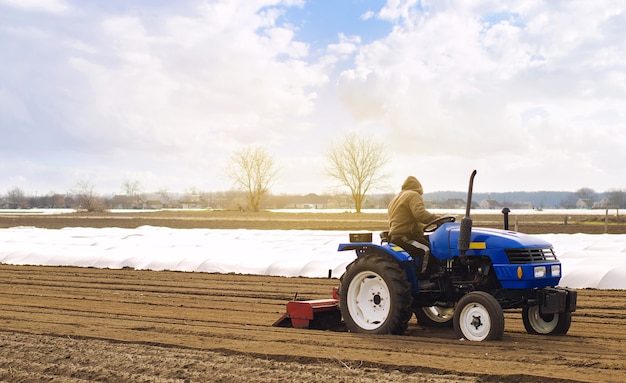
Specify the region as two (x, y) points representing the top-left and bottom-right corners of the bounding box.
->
(453, 291), (504, 341)
(339, 254), (412, 335)
(522, 306), (572, 335)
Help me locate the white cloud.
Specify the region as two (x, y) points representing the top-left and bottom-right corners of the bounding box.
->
(327, 34), (360, 58)
(80, 3), (329, 152)
(0, 0), (69, 13)
(1, 0), (625, 195)
(0, 1), (341, 194)
(336, 1), (626, 191)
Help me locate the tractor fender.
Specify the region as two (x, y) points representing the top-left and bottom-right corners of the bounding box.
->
(337, 242), (420, 293)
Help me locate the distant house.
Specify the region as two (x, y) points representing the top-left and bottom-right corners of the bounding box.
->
(593, 197), (611, 209)
(286, 193), (328, 209)
(326, 195), (353, 209)
(479, 199), (501, 209)
(576, 198), (592, 209)
(181, 198), (210, 209)
(110, 195), (144, 209)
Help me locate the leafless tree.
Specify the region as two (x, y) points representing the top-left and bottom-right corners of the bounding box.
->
(122, 179), (141, 198)
(71, 178), (103, 212)
(121, 178), (142, 208)
(606, 189), (626, 210)
(226, 146), (278, 212)
(158, 188), (172, 206)
(6, 186), (26, 208)
(325, 131), (390, 213)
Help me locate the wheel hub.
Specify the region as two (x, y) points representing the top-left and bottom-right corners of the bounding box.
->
(470, 315), (483, 330)
(373, 293), (382, 305)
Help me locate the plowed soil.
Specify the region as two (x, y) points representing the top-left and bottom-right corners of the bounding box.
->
(1, 211), (625, 382)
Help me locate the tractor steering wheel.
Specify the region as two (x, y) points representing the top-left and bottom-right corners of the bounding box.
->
(423, 215), (456, 233)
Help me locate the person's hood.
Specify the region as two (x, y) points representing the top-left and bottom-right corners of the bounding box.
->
(401, 176), (423, 195)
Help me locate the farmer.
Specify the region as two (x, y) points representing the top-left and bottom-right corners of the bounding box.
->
(388, 176), (440, 279)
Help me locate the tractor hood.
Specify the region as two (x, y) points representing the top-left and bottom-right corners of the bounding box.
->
(429, 222), (553, 260)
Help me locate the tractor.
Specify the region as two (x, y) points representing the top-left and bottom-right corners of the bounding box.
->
(275, 170), (577, 341)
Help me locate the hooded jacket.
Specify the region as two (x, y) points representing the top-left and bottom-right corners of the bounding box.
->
(387, 176), (439, 240)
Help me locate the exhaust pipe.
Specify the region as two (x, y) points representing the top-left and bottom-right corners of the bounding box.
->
(502, 207), (510, 230)
(458, 170), (477, 264)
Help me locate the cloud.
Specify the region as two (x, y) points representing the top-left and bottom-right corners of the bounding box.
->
(75, 5), (327, 151)
(2, 1), (332, 152)
(336, 1), (626, 191)
(1, 1), (625, 195)
(0, 1), (338, 192)
(0, 0), (70, 13)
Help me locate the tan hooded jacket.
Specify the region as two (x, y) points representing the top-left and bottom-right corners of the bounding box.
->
(388, 176), (439, 240)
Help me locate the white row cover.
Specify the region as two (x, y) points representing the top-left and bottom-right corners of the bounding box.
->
(1, 226), (625, 289)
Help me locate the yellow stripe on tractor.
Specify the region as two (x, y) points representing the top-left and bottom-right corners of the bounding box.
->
(469, 242), (486, 249)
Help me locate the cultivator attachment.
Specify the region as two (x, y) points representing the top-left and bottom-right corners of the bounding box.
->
(273, 288), (343, 330)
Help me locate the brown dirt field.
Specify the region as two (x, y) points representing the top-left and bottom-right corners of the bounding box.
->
(1, 209), (625, 233)
(1, 211), (626, 382)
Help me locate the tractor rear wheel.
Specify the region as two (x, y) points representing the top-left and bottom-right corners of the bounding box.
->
(339, 254), (412, 335)
(453, 291), (504, 341)
(522, 306), (572, 335)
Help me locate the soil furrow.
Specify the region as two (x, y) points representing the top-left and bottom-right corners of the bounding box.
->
(0, 264), (624, 382)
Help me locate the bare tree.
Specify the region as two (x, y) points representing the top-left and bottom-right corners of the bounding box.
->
(6, 186), (26, 208)
(606, 189), (626, 209)
(121, 178), (142, 208)
(158, 188), (172, 207)
(226, 146), (278, 212)
(326, 131), (390, 213)
(122, 178), (141, 198)
(72, 178), (103, 212)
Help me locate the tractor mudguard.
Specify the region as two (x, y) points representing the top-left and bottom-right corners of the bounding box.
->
(337, 242), (413, 263)
(337, 242), (420, 293)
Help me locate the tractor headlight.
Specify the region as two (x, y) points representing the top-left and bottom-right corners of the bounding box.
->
(534, 266), (546, 278)
(552, 265), (561, 277)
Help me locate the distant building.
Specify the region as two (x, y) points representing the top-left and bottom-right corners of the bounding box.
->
(326, 195), (352, 209)
(479, 199), (501, 209)
(593, 197), (611, 209)
(285, 193), (328, 209)
(109, 195), (144, 209)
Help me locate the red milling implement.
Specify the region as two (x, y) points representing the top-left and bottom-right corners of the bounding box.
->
(272, 288), (343, 330)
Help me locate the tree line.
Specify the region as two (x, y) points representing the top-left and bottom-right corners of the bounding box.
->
(2, 131), (389, 212)
(2, 132), (625, 212)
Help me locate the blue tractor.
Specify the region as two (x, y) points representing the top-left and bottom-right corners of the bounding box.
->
(336, 170), (576, 341)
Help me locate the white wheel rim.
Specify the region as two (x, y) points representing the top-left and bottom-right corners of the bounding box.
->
(346, 270), (391, 331)
(527, 306), (559, 334)
(459, 303), (492, 341)
(424, 306), (454, 323)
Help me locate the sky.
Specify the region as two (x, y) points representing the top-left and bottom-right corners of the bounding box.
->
(1, 0), (626, 197)
(1, 222), (625, 289)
